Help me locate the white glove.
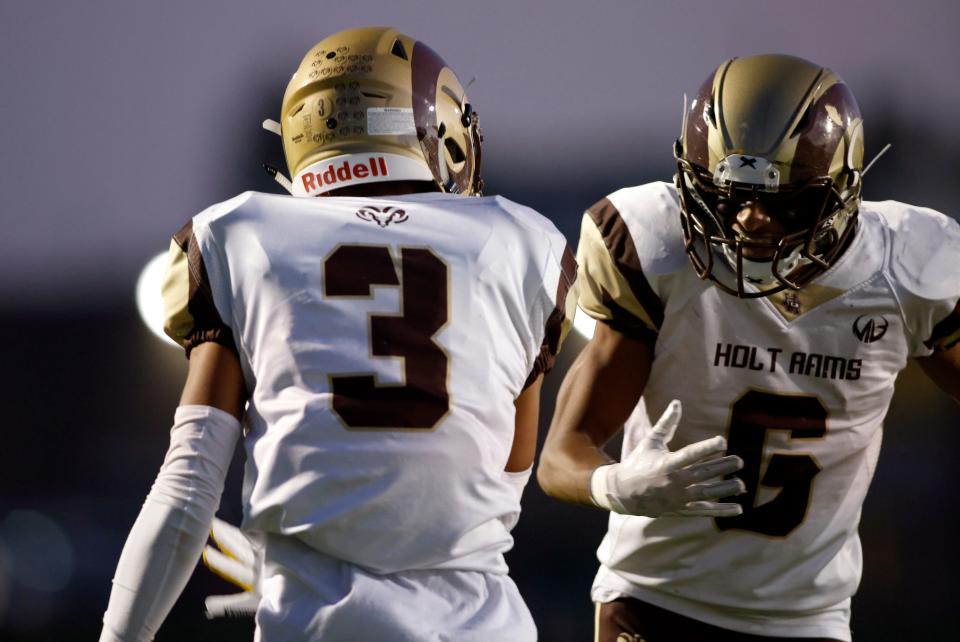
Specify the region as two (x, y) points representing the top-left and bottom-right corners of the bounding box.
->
(590, 400), (745, 517)
(202, 517), (261, 619)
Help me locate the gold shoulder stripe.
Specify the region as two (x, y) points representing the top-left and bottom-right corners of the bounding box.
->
(161, 220), (237, 358)
(162, 237), (194, 345)
(599, 285), (658, 346)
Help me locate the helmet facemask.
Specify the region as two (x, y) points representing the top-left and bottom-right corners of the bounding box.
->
(676, 152), (861, 298)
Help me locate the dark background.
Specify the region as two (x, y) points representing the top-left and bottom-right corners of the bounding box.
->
(2, 1), (959, 640)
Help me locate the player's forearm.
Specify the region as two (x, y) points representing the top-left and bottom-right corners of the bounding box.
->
(100, 405), (241, 641)
(537, 358), (626, 506)
(537, 429), (613, 506)
(99, 497), (211, 641)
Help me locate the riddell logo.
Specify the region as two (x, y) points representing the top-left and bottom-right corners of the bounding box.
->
(300, 157), (389, 194)
(852, 314), (888, 343)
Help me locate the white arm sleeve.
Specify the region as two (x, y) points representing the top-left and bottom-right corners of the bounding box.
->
(504, 465), (533, 501)
(99, 405), (241, 642)
(499, 465), (533, 532)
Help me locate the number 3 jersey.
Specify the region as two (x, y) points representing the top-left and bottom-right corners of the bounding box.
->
(578, 182), (960, 639)
(161, 190), (576, 575)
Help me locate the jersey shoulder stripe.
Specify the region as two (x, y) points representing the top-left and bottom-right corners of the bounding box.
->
(577, 184), (684, 343)
(587, 196), (663, 328)
(926, 302), (960, 351)
(162, 219), (235, 357)
(526, 245), (577, 387)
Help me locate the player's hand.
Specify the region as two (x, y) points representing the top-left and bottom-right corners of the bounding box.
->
(202, 517), (261, 619)
(589, 400), (745, 517)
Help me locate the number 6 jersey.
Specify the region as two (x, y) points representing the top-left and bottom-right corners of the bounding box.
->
(161, 190), (576, 575)
(577, 182), (960, 640)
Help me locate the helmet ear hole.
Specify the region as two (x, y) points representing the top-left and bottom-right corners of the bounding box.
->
(460, 103), (473, 127)
(390, 39), (408, 60)
(444, 137), (466, 165)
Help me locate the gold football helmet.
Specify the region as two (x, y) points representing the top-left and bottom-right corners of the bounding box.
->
(674, 54), (865, 297)
(275, 26), (482, 196)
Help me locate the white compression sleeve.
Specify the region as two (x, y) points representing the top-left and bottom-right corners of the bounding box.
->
(499, 465), (533, 532)
(504, 465), (533, 501)
(99, 405), (241, 642)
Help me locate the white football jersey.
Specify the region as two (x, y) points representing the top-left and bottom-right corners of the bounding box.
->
(577, 182), (960, 639)
(162, 190), (576, 575)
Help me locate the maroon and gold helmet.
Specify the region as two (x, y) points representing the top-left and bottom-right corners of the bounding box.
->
(280, 27), (482, 197)
(674, 54), (865, 297)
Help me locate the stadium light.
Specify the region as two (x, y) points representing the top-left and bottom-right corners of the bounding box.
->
(136, 252), (179, 347)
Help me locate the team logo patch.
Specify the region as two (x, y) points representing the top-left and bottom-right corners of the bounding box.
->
(355, 206), (408, 227)
(784, 292), (802, 315)
(852, 314), (888, 343)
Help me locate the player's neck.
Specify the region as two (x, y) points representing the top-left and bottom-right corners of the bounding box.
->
(321, 180), (440, 198)
(825, 216), (860, 265)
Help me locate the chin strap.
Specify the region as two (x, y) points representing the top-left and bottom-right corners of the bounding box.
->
(262, 119), (282, 136)
(260, 118), (294, 194)
(263, 164), (293, 195)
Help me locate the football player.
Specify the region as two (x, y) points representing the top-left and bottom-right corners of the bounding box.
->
(537, 54), (960, 641)
(99, 26), (577, 641)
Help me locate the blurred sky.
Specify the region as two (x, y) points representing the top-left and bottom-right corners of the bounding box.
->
(2, 0), (959, 308)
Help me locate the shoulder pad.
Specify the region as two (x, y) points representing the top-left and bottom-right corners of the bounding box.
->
(605, 182), (688, 277)
(871, 200), (960, 301)
(193, 191), (259, 227)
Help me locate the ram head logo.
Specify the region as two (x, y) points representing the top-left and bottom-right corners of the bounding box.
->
(355, 206), (409, 228)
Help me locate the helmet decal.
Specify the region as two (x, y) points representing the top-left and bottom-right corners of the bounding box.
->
(410, 40), (481, 195)
(792, 82), (862, 184)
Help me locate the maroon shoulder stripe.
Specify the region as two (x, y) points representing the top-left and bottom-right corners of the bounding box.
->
(524, 245), (578, 389)
(925, 302), (960, 351)
(587, 198), (664, 329)
(599, 286), (658, 348)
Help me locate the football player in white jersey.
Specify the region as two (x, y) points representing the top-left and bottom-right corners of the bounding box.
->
(538, 54), (960, 641)
(99, 27), (577, 642)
